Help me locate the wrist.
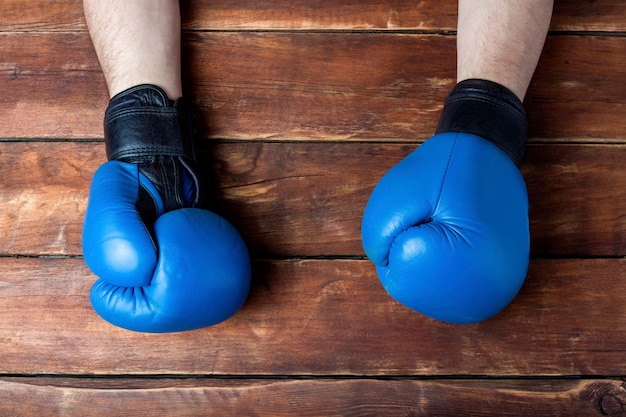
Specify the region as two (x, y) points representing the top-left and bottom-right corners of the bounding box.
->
(435, 79), (527, 165)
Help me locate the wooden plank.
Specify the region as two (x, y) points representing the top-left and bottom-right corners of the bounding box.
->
(180, 0), (460, 31)
(523, 144), (626, 256)
(0, 1), (85, 31)
(4, 31), (451, 140)
(186, 0), (626, 32)
(551, 1), (626, 32)
(1, 142), (625, 257)
(187, 32), (626, 143)
(0, 377), (621, 416)
(1, 0), (624, 33)
(209, 141), (626, 257)
(527, 35), (626, 141)
(0, 257), (625, 376)
(0, 33), (106, 139)
(1, 31), (626, 142)
(0, 142), (97, 256)
(181, 32), (454, 142)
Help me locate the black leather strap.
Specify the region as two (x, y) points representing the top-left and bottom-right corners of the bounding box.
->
(435, 79), (527, 165)
(104, 84), (195, 163)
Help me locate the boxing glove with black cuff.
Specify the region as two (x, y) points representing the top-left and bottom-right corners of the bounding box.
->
(361, 79), (529, 324)
(83, 85), (251, 333)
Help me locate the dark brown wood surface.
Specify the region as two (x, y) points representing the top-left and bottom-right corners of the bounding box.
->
(0, 378), (623, 417)
(2, 142), (626, 258)
(1, 0), (626, 415)
(0, 256), (625, 376)
(2, 0), (626, 32)
(4, 31), (626, 143)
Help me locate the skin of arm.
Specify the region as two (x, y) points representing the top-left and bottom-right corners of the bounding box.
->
(457, 0), (554, 101)
(83, 0), (183, 99)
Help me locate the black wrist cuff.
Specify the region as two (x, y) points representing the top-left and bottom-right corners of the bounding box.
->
(435, 79), (527, 165)
(104, 84), (196, 162)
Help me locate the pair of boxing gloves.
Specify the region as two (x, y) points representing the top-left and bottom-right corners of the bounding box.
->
(82, 79), (529, 332)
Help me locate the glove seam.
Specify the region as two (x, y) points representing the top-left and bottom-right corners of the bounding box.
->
(430, 133), (459, 223)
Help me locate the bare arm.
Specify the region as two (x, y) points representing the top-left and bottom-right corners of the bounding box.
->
(457, 0), (553, 101)
(83, 0), (182, 99)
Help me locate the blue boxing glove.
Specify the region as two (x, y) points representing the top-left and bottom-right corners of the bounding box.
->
(83, 85), (251, 333)
(361, 79), (529, 324)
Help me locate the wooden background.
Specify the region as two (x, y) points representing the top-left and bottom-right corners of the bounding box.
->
(1, 0), (626, 415)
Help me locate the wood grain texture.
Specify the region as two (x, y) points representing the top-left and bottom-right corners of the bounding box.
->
(551, 1), (626, 32)
(0, 33), (106, 139)
(1, 32), (626, 142)
(0, 0), (625, 32)
(0, 377), (622, 417)
(527, 35), (626, 141)
(182, 32), (454, 142)
(185, 0), (626, 32)
(180, 0), (459, 31)
(0, 142), (96, 256)
(0, 0), (86, 31)
(2, 142), (625, 257)
(1, 257), (625, 376)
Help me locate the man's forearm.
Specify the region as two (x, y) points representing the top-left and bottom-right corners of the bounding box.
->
(457, 0), (554, 101)
(83, 0), (183, 99)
